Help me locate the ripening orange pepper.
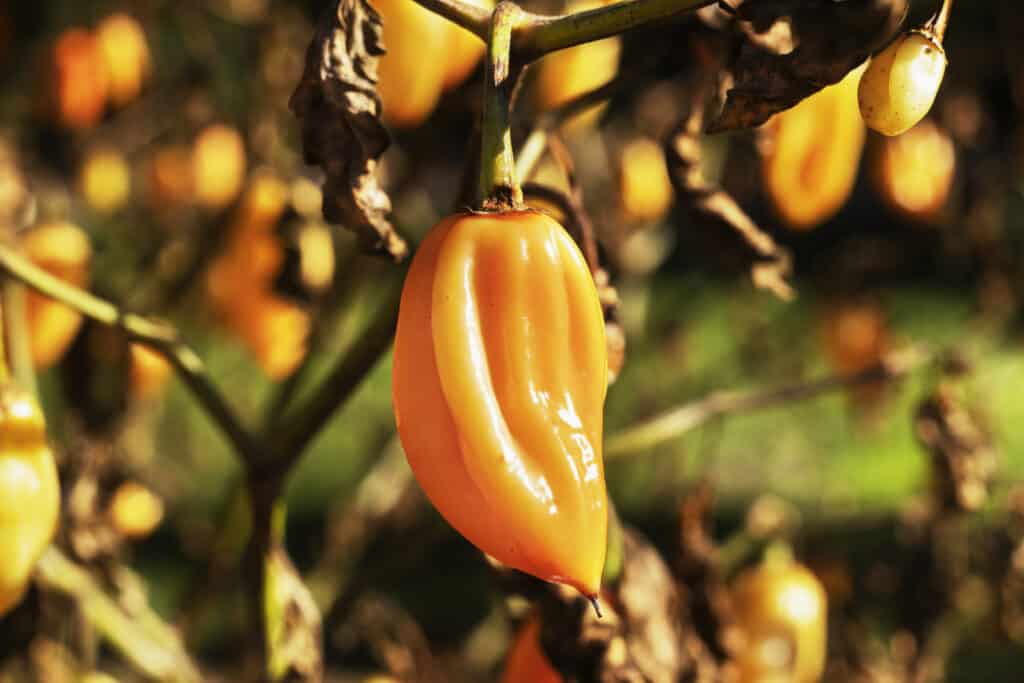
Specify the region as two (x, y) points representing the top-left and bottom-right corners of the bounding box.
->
(206, 173), (310, 379)
(47, 28), (108, 129)
(375, 0), (450, 128)
(0, 387), (60, 617)
(129, 343), (172, 400)
(501, 616), (563, 683)
(393, 211), (609, 598)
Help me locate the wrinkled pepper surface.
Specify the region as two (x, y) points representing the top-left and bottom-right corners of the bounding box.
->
(0, 387), (60, 616)
(393, 210), (608, 598)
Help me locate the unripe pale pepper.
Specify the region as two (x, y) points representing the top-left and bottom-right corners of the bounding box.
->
(732, 550), (828, 683)
(392, 210), (608, 598)
(859, 31), (947, 137)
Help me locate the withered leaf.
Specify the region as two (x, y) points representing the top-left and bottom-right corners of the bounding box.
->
(667, 111), (794, 301)
(265, 546), (324, 682)
(290, 0), (407, 261)
(708, 0), (908, 132)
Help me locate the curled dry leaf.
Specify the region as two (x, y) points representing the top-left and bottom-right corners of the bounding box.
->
(290, 0), (407, 261)
(915, 384), (998, 513)
(707, 0), (907, 132)
(667, 110), (794, 301)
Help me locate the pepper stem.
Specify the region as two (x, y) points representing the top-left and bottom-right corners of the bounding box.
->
(926, 0), (954, 42)
(477, 2), (525, 211)
(588, 595), (603, 619)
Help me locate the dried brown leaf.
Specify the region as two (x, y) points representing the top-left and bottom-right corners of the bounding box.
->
(667, 112), (794, 300)
(915, 384), (998, 512)
(708, 0), (908, 132)
(290, 0), (407, 261)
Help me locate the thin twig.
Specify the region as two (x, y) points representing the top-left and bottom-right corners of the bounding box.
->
(514, 0), (716, 60)
(515, 70), (638, 183)
(35, 547), (201, 682)
(273, 273), (403, 472)
(410, 0), (491, 39)
(605, 346), (933, 456)
(0, 243), (265, 465)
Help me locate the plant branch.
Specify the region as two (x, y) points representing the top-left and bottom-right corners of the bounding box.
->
(35, 547), (201, 682)
(605, 346), (933, 456)
(0, 243), (265, 466)
(273, 274), (403, 472)
(514, 0), (716, 60)
(409, 0), (491, 39)
(306, 437), (415, 611)
(478, 2), (526, 209)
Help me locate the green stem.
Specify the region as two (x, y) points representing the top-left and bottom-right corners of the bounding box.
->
(514, 0), (716, 60)
(1, 281), (33, 393)
(477, 2), (525, 209)
(0, 242), (265, 466)
(35, 547), (201, 682)
(410, 0), (491, 38)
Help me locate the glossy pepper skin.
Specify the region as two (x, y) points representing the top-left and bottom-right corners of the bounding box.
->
(393, 211), (608, 598)
(732, 554), (828, 683)
(0, 387), (60, 616)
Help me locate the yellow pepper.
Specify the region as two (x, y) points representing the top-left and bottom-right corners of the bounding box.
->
(732, 550), (828, 683)
(392, 210), (608, 598)
(762, 64), (866, 230)
(376, 0), (491, 128)
(0, 387), (60, 616)
(872, 118), (955, 222)
(375, 0), (451, 128)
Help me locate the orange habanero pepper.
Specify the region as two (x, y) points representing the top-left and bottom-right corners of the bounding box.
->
(392, 210), (609, 599)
